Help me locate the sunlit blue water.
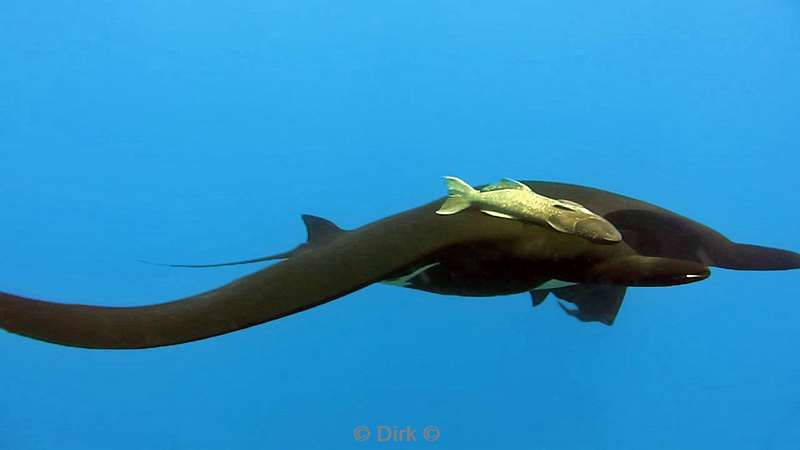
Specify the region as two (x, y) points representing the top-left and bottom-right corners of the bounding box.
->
(1, 1), (799, 449)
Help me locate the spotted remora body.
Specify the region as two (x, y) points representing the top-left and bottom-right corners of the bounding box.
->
(435, 176), (622, 243)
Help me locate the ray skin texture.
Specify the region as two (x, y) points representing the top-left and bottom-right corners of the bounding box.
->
(1, 181), (798, 349)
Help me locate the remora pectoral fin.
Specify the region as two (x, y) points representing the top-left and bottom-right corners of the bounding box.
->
(587, 255), (709, 287)
(480, 210), (516, 220)
(546, 215), (573, 234)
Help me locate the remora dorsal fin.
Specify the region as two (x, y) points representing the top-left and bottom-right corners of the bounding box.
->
(501, 178), (532, 192)
(556, 199), (586, 209)
(481, 178), (532, 192)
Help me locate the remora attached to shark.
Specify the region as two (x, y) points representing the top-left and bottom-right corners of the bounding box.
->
(436, 176), (623, 243)
(1, 179), (799, 348)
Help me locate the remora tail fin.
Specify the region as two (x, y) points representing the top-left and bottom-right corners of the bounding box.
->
(436, 176), (475, 215)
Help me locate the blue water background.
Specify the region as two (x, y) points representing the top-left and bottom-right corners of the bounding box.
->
(1, 1), (799, 449)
